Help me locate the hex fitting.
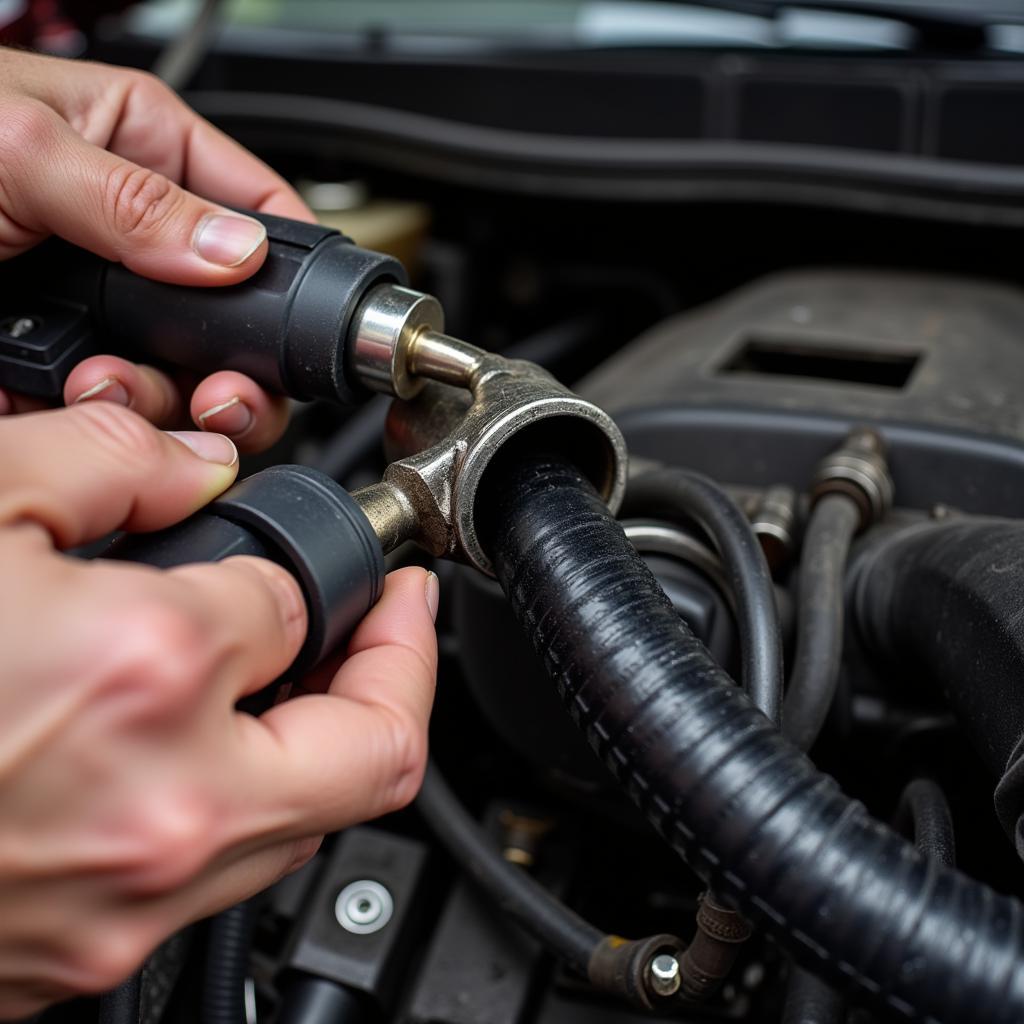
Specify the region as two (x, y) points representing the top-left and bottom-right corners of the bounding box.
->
(811, 427), (893, 530)
(350, 283), (628, 575)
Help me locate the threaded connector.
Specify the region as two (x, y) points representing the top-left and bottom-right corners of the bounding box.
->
(811, 428), (893, 530)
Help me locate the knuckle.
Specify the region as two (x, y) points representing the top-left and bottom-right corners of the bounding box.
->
(123, 67), (172, 103)
(103, 162), (184, 240)
(124, 791), (215, 893)
(100, 596), (213, 710)
(380, 707), (428, 812)
(0, 100), (58, 164)
(71, 931), (144, 994)
(70, 401), (163, 470)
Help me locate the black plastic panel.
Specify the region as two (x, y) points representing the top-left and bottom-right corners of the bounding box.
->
(736, 78), (910, 152)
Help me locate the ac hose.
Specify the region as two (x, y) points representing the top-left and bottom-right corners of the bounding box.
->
(477, 451), (1024, 1024)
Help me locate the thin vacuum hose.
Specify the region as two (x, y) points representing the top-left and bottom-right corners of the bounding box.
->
(780, 494), (862, 1021)
(897, 778), (956, 869)
(416, 761), (602, 976)
(479, 453), (1024, 1024)
(623, 469), (783, 724)
(783, 493), (861, 751)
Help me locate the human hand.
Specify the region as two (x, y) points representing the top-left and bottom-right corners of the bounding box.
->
(0, 403), (438, 1018)
(0, 47), (316, 451)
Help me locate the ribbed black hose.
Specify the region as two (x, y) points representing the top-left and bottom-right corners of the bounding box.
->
(201, 902), (251, 1024)
(783, 494), (861, 751)
(782, 968), (845, 1024)
(97, 972), (141, 1024)
(622, 469), (783, 724)
(781, 780), (956, 1024)
(416, 760), (602, 976)
(478, 453), (1024, 1024)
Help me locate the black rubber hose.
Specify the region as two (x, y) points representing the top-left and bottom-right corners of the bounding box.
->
(477, 453), (1024, 1024)
(276, 974), (364, 1024)
(97, 972), (142, 1024)
(622, 469), (783, 724)
(201, 902), (251, 1024)
(895, 779), (956, 869)
(853, 518), (1024, 858)
(780, 779), (956, 1023)
(416, 760), (602, 977)
(781, 968), (844, 1024)
(783, 493), (861, 751)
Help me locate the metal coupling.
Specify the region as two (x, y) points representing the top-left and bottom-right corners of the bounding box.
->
(678, 893), (753, 1001)
(811, 427), (894, 530)
(749, 485), (798, 570)
(349, 283), (628, 575)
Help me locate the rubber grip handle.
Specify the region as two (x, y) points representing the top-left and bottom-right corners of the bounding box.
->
(0, 212), (406, 404)
(107, 465), (385, 676)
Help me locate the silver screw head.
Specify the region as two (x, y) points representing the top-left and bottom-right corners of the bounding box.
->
(335, 879), (394, 935)
(649, 952), (682, 997)
(3, 317), (37, 339)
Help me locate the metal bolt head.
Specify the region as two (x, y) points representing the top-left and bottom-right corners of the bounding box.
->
(2, 317), (37, 339)
(648, 952), (682, 997)
(335, 879), (394, 935)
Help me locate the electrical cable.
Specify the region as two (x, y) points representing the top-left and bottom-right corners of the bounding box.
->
(622, 468), (783, 724)
(478, 451), (1024, 1024)
(782, 493), (861, 751)
(416, 760), (603, 978)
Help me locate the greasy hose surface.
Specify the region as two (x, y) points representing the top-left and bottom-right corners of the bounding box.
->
(477, 453), (1024, 1024)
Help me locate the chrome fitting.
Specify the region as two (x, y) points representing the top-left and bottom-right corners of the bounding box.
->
(350, 284), (444, 400)
(350, 284), (628, 575)
(750, 485), (798, 570)
(811, 428), (894, 530)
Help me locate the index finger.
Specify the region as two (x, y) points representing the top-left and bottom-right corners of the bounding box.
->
(239, 568), (439, 835)
(182, 115), (314, 222)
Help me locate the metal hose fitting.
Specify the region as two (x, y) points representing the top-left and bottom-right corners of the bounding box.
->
(350, 283), (628, 574)
(811, 427), (893, 530)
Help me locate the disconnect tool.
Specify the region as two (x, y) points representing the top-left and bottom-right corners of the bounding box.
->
(12, 212), (628, 674)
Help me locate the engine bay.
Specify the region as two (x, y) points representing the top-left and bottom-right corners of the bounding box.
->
(13, 4), (1024, 1022)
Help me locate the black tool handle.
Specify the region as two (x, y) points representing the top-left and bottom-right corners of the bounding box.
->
(107, 465), (385, 677)
(0, 213), (405, 404)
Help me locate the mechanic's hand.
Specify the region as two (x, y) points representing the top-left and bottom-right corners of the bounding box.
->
(0, 47), (316, 451)
(0, 403), (439, 1019)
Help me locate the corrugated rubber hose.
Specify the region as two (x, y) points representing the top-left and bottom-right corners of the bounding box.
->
(476, 452), (1024, 1024)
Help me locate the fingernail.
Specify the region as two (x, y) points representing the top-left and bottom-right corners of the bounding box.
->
(424, 570), (440, 622)
(197, 395), (253, 436)
(73, 376), (130, 407)
(167, 430), (238, 466)
(193, 214), (266, 268)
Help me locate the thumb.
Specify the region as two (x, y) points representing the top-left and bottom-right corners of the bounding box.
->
(0, 403), (239, 548)
(6, 100), (267, 285)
